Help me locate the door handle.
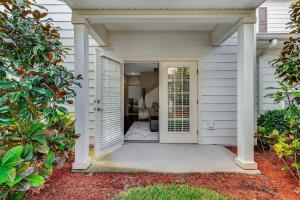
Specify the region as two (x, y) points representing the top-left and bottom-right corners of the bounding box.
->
(94, 107), (103, 111)
(94, 99), (100, 104)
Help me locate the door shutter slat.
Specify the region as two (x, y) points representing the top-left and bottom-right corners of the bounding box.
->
(95, 50), (123, 155)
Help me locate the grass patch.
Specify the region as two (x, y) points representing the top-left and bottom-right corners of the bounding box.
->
(114, 184), (231, 200)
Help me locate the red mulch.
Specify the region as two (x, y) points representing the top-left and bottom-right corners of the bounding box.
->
(25, 148), (300, 200)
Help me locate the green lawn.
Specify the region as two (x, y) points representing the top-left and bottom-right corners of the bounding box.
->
(114, 184), (231, 200)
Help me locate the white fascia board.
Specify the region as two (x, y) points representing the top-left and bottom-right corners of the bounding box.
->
(256, 33), (290, 49)
(257, 33), (290, 41)
(61, 0), (266, 10)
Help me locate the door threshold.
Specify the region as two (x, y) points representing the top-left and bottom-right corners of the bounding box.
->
(125, 140), (159, 143)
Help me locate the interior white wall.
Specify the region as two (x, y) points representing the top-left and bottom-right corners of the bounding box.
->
(128, 86), (141, 100)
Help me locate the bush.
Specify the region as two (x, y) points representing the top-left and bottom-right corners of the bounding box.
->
(256, 110), (289, 147)
(0, 0), (80, 199)
(114, 185), (231, 200)
(267, 0), (300, 186)
(257, 110), (289, 134)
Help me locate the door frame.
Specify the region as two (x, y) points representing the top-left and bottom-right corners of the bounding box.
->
(94, 48), (125, 157)
(123, 57), (202, 144)
(159, 61), (198, 143)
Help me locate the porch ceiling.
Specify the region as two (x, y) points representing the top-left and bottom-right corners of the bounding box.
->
(69, 2), (258, 46)
(63, 0), (266, 10)
(88, 18), (231, 32)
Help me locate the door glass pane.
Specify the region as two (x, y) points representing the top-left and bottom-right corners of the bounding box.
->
(167, 66), (190, 133)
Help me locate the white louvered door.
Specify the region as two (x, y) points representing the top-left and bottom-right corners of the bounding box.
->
(95, 49), (123, 157)
(159, 61), (198, 143)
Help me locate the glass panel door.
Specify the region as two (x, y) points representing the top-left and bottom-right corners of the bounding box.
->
(159, 61), (198, 143)
(168, 67), (190, 133)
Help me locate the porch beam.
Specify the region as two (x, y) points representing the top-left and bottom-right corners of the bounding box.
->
(211, 24), (236, 46)
(235, 22), (257, 170)
(211, 14), (256, 46)
(86, 23), (108, 46)
(72, 24), (91, 170)
(72, 14), (108, 46)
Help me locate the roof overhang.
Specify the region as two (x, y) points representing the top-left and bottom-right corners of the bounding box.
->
(61, 0), (266, 10)
(61, 1), (265, 47)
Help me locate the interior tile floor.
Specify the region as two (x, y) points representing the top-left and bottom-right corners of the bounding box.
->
(125, 121), (159, 141)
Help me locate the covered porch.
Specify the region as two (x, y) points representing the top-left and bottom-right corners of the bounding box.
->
(85, 143), (260, 174)
(62, 0), (265, 172)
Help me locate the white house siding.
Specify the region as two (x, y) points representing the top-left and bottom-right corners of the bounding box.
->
(36, 0), (99, 143)
(258, 49), (283, 113)
(36, 0), (289, 146)
(257, 0), (291, 114)
(108, 32), (238, 146)
(260, 0), (292, 33)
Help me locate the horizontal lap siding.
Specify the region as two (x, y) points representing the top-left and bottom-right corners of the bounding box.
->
(109, 31), (238, 145)
(36, 0), (98, 143)
(201, 36), (237, 145)
(258, 49), (282, 113)
(260, 0), (292, 33)
(257, 0), (291, 114)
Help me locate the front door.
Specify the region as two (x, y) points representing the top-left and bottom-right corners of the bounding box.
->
(159, 61), (198, 143)
(94, 49), (124, 157)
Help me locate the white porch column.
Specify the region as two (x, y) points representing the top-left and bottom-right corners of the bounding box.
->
(235, 22), (258, 170)
(72, 24), (91, 170)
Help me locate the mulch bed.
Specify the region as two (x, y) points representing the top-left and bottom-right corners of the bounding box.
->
(25, 148), (299, 200)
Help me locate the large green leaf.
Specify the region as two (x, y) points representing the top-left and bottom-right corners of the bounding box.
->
(19, 81), (32, 89)
(0, 118), (12, 125)
(47, 150), (55, 163)
(33, 87), (48, 95)
(28, 122), (45, 136)
(1, 146), (23, 167)
(7, 168), (16, 183)
(0, 81), (15, 88)
(0, 106), (10, 114)
(6, 175), (23, 188)
(292, 92), (300, 97)
(32, 134), (46, 144)
(292, 139), (300, 149)
(44, 150), (56, 169)
(27, 174), (45, 187)
(22, 144), (33, 161)
(0, 167), (10, 185)
(2, 157), (23, 169)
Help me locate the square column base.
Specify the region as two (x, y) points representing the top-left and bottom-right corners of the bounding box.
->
(72, 157), (91, 170)
(235, 158), (257, 170)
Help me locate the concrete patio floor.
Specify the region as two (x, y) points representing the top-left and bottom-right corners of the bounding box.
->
(85, 143), (260, 174)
